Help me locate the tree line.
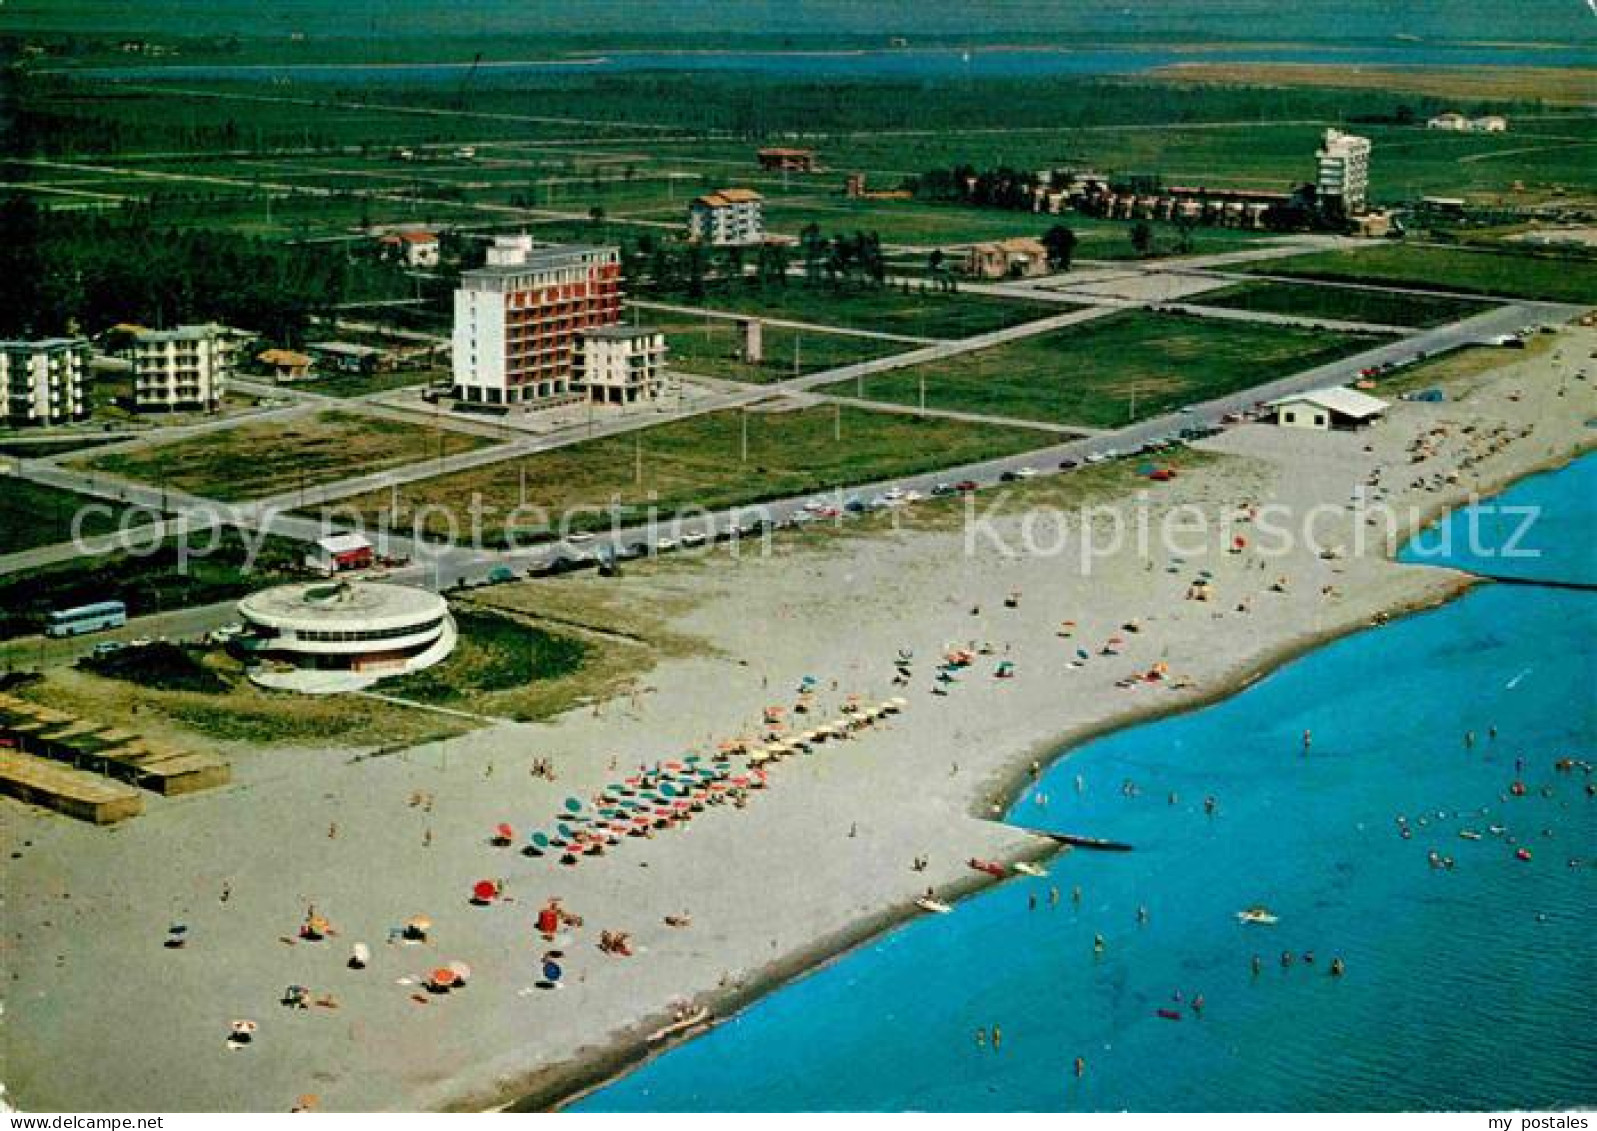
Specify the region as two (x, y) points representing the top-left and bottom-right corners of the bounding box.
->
(0, 195), (406, 344)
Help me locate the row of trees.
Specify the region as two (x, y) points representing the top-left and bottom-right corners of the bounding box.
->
(618, 223), (889, 298)
(0, 195), (405, 343)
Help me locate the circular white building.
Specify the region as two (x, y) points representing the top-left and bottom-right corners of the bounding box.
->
(237, 580), (456, 694)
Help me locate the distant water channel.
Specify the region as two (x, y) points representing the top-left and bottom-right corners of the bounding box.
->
(57, 42), (1597, 84)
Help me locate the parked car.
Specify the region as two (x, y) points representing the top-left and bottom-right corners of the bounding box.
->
(1058, 459), (1080, 471)
(955, 479), (979, 493)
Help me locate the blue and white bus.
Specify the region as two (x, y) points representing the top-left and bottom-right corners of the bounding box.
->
(44, 600), (128, 638)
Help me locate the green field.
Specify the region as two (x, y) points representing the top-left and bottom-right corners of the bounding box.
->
(1245, 244), (1597, 304)
(71, 408), (495, 501)
(0, 480), (152, 555)
(658, 281), (1054, 339)
(1198, 280), (1492, 328)
(382, 607), (590, 713)
(0, 528), (301, 640)
(652, 313), (912, 384)
(765, 197), (1273, 258)
(825, 312), (1378, 428)
(320, 405), (1056, 544)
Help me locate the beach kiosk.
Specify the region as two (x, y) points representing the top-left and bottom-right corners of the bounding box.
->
(306, 533), (374, 575)
(1268, 387), (1389, 432)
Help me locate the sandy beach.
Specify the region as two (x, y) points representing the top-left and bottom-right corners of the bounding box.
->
(3, 327), (1593, 1113)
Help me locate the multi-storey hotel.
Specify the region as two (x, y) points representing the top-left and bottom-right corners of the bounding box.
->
(131, 323), (236, 412)
(451, 238), (623, 407)
(1, 338), (90, 426)
(1315, 128), (1372, 215)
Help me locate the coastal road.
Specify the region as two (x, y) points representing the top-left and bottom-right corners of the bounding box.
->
(8, 295), (1573, 597)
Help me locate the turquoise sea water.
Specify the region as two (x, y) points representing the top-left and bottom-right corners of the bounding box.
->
(579, 455), (1595, 1111)
(1399, 455), (1597, 586)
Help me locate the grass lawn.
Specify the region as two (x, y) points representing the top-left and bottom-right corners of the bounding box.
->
(824, 312), (1378, 429)
(1245, 244), (1597, 305)
(72, 409), (494, 501)
(651, 314), (913, 384)
(765, 197), (1273, 260)
(321, 405), (1056, 544)
(13, 660), (473, 749)
(1197, 280), (1492, 328)
(0, 528), (302, 640)
(0, 480), (152, 555)
(657, 281), (1055, 339)
(1374, 339), (1552, 398)
(296, 367), (448, 399)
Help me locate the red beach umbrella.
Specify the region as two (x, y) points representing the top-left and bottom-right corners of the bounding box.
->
(472, 880), (499, 904)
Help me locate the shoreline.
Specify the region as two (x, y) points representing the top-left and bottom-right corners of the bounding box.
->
(4, 331), (1592, 1114)
(527, 438), (1592, 1113)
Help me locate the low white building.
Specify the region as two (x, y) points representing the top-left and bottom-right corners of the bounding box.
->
(688, 188), (765, 246)
(305, 533), (375, 575)
(379, 229), (441, 267)
(1, 338), (90, 426)
(1427, 112), (1508, 133)
(1269, 386), (1389, 431)
(575, 325), (669, 406)
(131, 324), (238, 413)
(237, 580), (456, 694)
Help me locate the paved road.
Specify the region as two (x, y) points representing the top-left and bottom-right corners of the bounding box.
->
(9, 280), (1573, 599)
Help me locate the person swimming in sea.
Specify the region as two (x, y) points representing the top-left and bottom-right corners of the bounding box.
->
(1330, 957), (1345, 978)
(1251, 954), (1263, 976)
(1093, 934), (1106, 954)
(1074, 1056), (1086, 1079)
(1281, 950), (1294, 968)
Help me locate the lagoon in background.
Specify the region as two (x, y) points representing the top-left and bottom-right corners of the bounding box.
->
(55, 42), (1597, 85)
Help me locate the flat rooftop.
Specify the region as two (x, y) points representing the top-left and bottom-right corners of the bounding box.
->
(239, 580), (447, 629)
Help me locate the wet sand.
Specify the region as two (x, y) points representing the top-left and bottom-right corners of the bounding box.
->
(3, 328), (1593, 1113)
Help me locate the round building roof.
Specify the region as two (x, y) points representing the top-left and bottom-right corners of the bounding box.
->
(238, 580), (447, 634)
